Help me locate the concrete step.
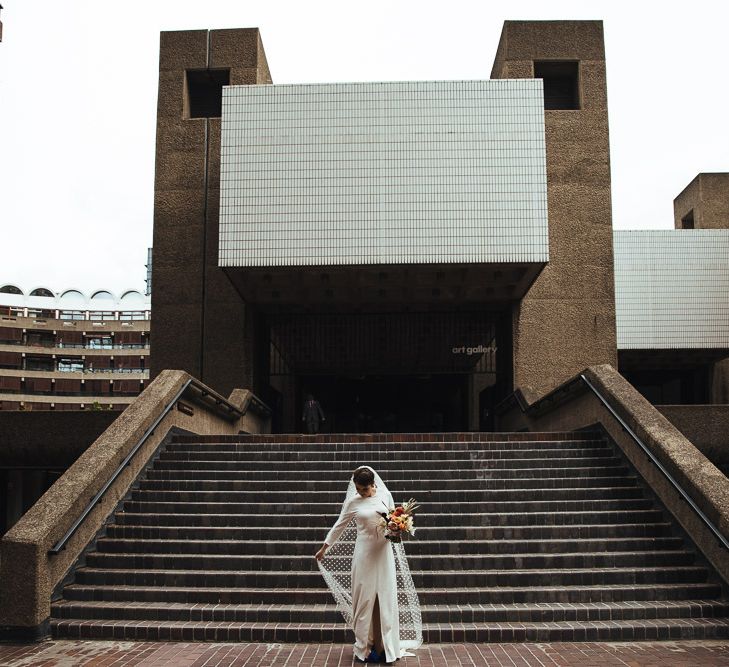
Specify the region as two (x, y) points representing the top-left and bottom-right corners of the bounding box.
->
(172, 432), (603, 444)
(144, 465), (631, 480)
(138, 475), (641, 491)
(157, 447), (615, 462)
(95, 536), (685, 556)
(151, 456), (623, 471)
(84, 550), (696, 573)
(165, 439), (609, 453)
(104, 522), (677, 541)
(120, 499), (655, 516)
(112, 508), (666, 527)
(51, 599), (729, 624)
(60, 581), (724, 605)
(50, 616), (729, 642)
(129, 486), (646, 503)
(74, 565), (710, 589)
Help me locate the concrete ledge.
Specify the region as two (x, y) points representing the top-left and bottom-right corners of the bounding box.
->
(657, 405), (729, 468)
(497, 364), (729, 587)
(0, 370), (270, 639)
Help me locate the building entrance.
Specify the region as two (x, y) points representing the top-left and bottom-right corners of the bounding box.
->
(300, 374), (467, 433)
(266, 311), (509, 433)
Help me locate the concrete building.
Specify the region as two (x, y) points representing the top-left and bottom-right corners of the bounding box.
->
(2, 19), (729, 645)
(0, 286), (150, 410)
(615, 173), (729, 404)
(674, 173), (729, 230)
(150, 22), (621, 433)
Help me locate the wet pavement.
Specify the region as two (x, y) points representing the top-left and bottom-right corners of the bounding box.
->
(1, 640), (729, 666)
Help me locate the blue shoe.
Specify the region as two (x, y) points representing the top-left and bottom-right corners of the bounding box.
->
(365, 649), (382, 663)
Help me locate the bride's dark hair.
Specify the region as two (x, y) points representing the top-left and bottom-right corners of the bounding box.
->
(352, 466), (375, 487)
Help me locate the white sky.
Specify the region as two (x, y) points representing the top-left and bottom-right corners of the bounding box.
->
(0, 0), (727, 294)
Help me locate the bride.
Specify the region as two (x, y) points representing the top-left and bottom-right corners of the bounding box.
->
(315, 466), (422, 664)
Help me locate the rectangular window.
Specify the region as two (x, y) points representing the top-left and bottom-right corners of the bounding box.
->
(26, 332), (55, 348)
(27, 308), (55, 318)
(0, 327), (23, 344)
(185, 69), (230, 119)
(0, 351), (22, 368)
(681, 210), (695, 229)
(59, 310), (85, 321)
(57, 358), (84, 373)
(534, 61), (580, 110)
(119, 310), (147, 321)
(25, 357), (55, 372)
(86, 336), (113, 350)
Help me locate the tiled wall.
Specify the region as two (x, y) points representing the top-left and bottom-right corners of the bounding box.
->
(614, 230), (729, 349)
(219, 80), (548, 267)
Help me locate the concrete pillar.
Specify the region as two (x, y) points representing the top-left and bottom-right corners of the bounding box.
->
(491, 21), (617, 399)
(151, 29), (273, 397)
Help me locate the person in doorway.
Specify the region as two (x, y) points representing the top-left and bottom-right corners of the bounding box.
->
(315, 466), (422, 664)
(302, 393), (325, 434)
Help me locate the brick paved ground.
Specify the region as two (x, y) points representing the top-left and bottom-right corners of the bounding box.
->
(1, 641), (729, 667)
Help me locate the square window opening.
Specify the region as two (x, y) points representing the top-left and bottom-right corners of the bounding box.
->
(534, 61), (580, 110)
(185, 69), (230, 119)
(681, 210), (695, 229)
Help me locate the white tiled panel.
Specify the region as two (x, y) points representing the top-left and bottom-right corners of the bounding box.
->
(219, 80), (548, 267)
(614, 230), (729, 349)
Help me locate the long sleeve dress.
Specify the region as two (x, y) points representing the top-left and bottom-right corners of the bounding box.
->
(325, 486), (400, 663)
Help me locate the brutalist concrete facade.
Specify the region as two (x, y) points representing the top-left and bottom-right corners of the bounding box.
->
(150, 29), (271, 396)
(491, 21), (618, 398)
(614, 228), (729, 404)
(674, 173), (729, 230)
(151, 21), (619, 419)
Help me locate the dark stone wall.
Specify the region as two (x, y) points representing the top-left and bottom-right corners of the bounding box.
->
(0, 411), (119, 468)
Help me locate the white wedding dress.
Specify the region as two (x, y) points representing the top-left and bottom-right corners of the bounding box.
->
(318, 466), (422, 663)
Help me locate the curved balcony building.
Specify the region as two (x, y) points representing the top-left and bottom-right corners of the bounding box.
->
(0, 285), (150, 411)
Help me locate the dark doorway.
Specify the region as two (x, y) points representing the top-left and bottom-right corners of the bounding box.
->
(621, 367), (711, 405)
(301, 374), (467, 433)
(266, 310), (505, 433)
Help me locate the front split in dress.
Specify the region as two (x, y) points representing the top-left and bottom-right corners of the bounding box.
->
(325, 487), (400, 663)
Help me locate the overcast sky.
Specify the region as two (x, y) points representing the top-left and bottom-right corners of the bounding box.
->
(0, 0), (727, 294)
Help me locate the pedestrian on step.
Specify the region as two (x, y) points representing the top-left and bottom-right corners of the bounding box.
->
(315, 466), (422, 664)
(302, 393), (325, 434)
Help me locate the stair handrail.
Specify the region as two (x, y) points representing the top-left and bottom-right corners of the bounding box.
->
(580, 373), (729, 551)
(48, 377), (253, 555)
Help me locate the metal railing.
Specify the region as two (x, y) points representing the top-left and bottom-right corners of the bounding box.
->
(580, 373), (729, 551)
(48, 378), (252, 555)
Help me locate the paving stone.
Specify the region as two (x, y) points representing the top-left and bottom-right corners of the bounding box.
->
(3, 640), (729, 666)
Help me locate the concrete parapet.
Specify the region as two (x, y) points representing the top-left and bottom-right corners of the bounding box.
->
(657, 405), (729, 470)
(0, 370), (270, 640)
(497, 364), (729, 588)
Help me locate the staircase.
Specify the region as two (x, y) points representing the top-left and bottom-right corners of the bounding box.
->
(51, 432), (729, 642)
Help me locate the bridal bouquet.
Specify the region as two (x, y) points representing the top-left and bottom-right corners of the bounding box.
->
(378, 498), (419, 542)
